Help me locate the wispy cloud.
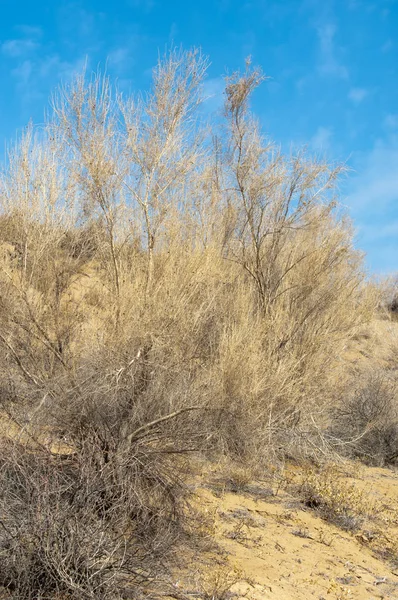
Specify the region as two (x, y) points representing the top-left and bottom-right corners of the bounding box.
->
(347, 141), (398, 212)
(317, 24), (349, 79)
(108, 47), (131, 71)
(9, 50), (86, 110)
(168, 22), (179, 43)
(241, 30), (256, 59)
(0, 17), (94, 113)
(9, 51), (84, 88)
(11, 60), (34, 87)
(348, 87), (368, 103)
(126, 0), (157, 12)
(359, 220), (398, 243)
(381, 39), (393, 53)
(311, 126), (333, 151)
(347, 139), (398, 273)
(16, 25), (43, 38)
(202, 77), (225, 112)
(1, 23), (42, 59)
(347, 0), (362, 9)
(39, 54), (86, 81)
(1, 38), (39, 57)
(384, 114), (398, 130)
(107, 31), (148, 77)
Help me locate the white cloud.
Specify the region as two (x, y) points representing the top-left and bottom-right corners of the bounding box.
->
(1, 38), (39, 57)
(108, 48), (130, 70)
(311, 126), (333, 150)
(38, 55), (86, 81)
(317, 24), (349, 79)
(9, 52), (86, 110)
(127, 0), (156, 11)
(296, 76), (309, 92)
(348, 87), (368, 103)
(359, 220), (398, 243)
(242, 30), (256, 59)
(346, 141), (398, 211)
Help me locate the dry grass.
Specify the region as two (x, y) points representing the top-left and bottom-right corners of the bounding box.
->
(295, 464), (378, 531)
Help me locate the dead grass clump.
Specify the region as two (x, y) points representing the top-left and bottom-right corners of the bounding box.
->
(211, 463), (256, 495)
(195, 565), (242, 600)
(296, 465), (377, 532)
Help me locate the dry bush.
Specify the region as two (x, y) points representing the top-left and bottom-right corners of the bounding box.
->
(0, 437), (189, 599)
(296, 465), (377, 532)
(209, 462), (256, 494)
(330, 370), (398, 466)
(371, 274), (398, 321)
(195, 565), (242, 600)
(0, 48), (378, 596)
(385, 277), (398, 321)
(0, 55), (374, 463)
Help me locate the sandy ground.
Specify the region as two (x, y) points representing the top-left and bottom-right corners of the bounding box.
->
(174, 463), (398, 600)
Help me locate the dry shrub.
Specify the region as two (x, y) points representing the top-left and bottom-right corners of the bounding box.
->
(0, 430), (189, 598)
(330, 371), (398, 466)
(196, 565), (242, 600)
(0, 48), (378, 596)
(0, 444), (137, 599)
(376, 274), (398, 320)
(211, 462), (256, 494)
(0, 56), (373, 463)
(297, 465), (377, 531)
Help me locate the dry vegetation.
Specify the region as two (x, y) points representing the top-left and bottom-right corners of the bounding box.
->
(0, 48), (396, 598)
(184, 461), (398, 600)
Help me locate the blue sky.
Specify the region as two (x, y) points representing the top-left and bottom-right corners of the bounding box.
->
(0, 0), (397, 274)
